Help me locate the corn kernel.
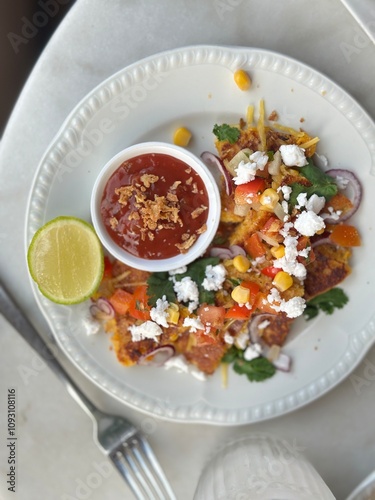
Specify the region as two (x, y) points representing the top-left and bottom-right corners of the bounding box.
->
(234, 69), (252, 91)
(273, 271), (293, 292)
(173, 127), (192, 147)
(271, 245), (285, 258)
(316, 228), (325, 235)
(233, 255), (251, 273)
(166, 303), (180, 324)
(259, 188), (279, 210)
(231, 285), (250, 304)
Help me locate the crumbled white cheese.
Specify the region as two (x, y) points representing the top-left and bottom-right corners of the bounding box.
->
(298, 247), (310, 258)
(224, 332), (234, 345)
(334, 175), (349, 190)
(183, 316), (205, 333)
(321, 206), (342, 221)
(233, 160), (258, 185)
(233, 151), (268, 185)
(296, 192), (307, 209)
(281, 200), (289, 215)
(202, 264), (226, 291)
(280, 144), (308, 167)
(250, 150), (269, 169)
(129, 321), (163, 342)
(173, 277), (199, 311)
(266, 287), (306, 318)
(150, 295), (169, 328)
(279, 221), (294, 238)
(273, 234), (307, 279)
(305, 194), (326, 214)
(280, 296), (306, 318)
(164, 355), (207, 381)
(294, 210), (325, 237)
(244, 343), (263, 361)
(169, 266), (188, 275)
(279, 185), (292, 201)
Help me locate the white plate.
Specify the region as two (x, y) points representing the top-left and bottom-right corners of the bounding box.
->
(346, 470), (375, 500)
(25, 45), (375, 425)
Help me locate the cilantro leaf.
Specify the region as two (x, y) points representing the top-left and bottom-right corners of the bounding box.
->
(289, 158), (338, 206)
(304, 287), (349, 320)
(221, 345), (239, 364)
(148, 257), (221, 308)
(213, 124), (241, 144)
(221, 346), (276, 382)
(233, 357), (276, 382)
(147, 272), (176, 307)
(177, 256), (220, 305)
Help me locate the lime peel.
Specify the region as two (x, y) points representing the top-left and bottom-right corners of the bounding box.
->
(27, 216), (104, 305)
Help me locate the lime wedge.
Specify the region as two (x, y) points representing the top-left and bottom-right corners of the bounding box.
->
(27, 216), (104, 304)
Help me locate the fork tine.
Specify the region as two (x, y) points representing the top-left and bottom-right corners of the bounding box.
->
(110, 449), (149, 500)
(136, 436), (176, 500)
(110, 433), (176, 500)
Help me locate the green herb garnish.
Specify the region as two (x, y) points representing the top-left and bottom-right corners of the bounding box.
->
(177, 257), (220, 305)
(147, 272), (176, 306)
(213, 124), (241, 144)
(147, 256), (221, 307)
(222, 346), (276, 382)
(304, 288), (349, 320)
(289, 158), (338, 206)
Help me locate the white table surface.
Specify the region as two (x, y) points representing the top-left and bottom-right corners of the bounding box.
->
(1, 1), (375, 499)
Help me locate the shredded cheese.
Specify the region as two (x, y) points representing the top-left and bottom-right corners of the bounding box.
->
(257, 99), (267, 151)
(246, 105), (254, 126)
(298, 136), (320, 149)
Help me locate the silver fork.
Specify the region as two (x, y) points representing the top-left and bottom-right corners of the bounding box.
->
(0, 281), (176, 500)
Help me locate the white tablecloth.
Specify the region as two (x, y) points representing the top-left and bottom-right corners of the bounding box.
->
(1, 1), (374, 499)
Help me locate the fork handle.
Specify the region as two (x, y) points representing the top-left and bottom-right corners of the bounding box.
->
(0, 281), (99, 420)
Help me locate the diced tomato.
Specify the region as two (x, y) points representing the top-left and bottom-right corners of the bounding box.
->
(296, 236), (315, 264)
(234, 178), (266, 205)
(109, 289), (134, 315)
(244, 233), (266, 259)
(240, 281), (260, 304)
(197, 304), (226, 333)
(225, 304), (253, 319)
(261, 216), (282, 235)
(194, 331), (219, 345)
(261, 266), (280, 278)
(103, 256), (113, 278)
(260, 216), (283, 243)
(253, 292), (278, 314)
(129, 285), (151, 320)
(329, 224), (361, 247)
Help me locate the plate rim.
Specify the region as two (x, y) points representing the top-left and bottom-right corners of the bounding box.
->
(25, 44), (375, 425)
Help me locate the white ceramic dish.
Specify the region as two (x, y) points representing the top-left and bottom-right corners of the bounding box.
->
(25, 45), (375, 425)
(90, 141), (220, 272)
(346, 470), (375, 500)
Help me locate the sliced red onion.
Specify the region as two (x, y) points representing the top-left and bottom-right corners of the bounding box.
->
(229, 245), (246, 257)
(325, 169), (362, 223)
(272, 352), (292, 372)
(209, 247), (234, 260)
(311, 232), (336, 249)
(209, 244), (246, 260)
(90, 297), (115, 320)
(201, 151), (233, 195)
(138, 345), (175, 367)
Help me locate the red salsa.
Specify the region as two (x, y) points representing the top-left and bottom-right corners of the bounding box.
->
(100, 153), (209, 259)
